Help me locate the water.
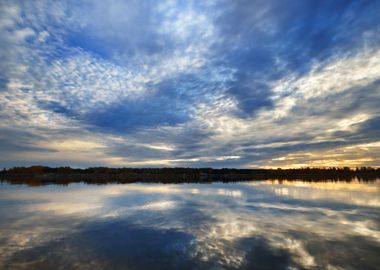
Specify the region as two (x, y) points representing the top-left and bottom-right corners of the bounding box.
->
(0, 180), (379, 270)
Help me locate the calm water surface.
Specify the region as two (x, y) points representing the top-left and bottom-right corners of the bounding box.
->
(0, 180), (379, 270)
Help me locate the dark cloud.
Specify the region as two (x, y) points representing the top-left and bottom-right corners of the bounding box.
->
(81, 69), (225, 133)
(0, 129), (55, 154)
(240, 237), (293, 269)
(84, 95), (189, 133)
(209, 0), (380, 115)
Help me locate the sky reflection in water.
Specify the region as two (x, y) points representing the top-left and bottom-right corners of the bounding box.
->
(0, 180), (379, 269)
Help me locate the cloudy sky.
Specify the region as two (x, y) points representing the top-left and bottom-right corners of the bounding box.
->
(1, 0), (380, 168)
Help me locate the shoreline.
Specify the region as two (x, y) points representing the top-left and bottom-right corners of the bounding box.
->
(1, 166), (380, 185)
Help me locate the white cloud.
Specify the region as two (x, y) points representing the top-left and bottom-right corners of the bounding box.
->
(270, 48), (380, 119)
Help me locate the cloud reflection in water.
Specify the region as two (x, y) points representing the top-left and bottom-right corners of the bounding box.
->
(0, 180), (379, 269)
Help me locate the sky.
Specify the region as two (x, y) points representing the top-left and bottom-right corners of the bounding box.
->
(1, 0), (380, 169)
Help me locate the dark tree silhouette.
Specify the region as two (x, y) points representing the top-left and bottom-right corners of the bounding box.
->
(0, 166), (379, 186)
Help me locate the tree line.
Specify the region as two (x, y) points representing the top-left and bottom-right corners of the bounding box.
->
(1, 166), (379, 185)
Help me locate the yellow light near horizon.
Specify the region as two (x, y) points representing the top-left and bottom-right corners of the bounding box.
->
(50, 139), (104, 150)
(260, 141), (380, 169)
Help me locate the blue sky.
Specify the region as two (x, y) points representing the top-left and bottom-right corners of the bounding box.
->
(1, 0), (380, 168)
